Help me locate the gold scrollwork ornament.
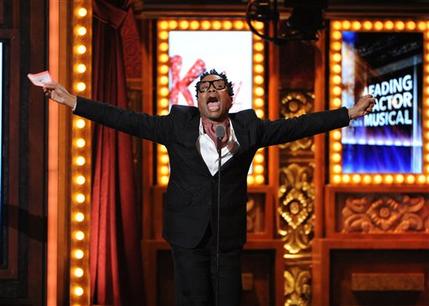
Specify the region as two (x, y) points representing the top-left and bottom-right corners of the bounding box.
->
(342, 195), (427, 233)
(279, 91), (314, 153)
(284, 267), (311, 306)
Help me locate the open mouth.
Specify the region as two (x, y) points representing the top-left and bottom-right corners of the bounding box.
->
(207, 96), (220, 112)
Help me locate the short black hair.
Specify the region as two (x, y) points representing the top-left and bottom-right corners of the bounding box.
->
(195, 69), (234, 98)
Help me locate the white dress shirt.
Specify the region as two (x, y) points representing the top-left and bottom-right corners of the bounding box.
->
(196, 118), (240, 176)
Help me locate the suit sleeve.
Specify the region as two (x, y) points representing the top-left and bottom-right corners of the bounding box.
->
(256, 107), (350, 147)
(73, 96), (173, 145)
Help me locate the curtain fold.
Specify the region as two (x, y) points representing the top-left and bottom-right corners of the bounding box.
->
(90, 1), (144, 305)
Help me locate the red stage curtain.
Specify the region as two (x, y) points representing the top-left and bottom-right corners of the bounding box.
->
(90, 1), (144, 305)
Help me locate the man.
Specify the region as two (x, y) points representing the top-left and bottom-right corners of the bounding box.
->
(43, 69), (375, 306)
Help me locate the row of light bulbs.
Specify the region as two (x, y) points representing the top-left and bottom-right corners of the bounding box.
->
(158, 19), (263, 31)
(156, 18), (266, 185)
(247, 20), (265, 185)
(332, 173), (429, 184)
(329, 19), (429, 185)
(70, 2), (91, 306)
(332, 20), (429, 31)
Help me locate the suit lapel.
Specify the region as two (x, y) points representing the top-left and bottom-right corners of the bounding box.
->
(231, 118), (250, 155)
(177, 109), (252, 176)
(219, 117), (250, 172)
(179, 113), (213, 177)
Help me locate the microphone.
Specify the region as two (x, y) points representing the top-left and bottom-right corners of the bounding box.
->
(215, 124), (225, 139)
(215, 125), (225, 151)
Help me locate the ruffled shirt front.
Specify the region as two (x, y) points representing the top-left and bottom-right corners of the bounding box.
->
(196, 118), (240, 176)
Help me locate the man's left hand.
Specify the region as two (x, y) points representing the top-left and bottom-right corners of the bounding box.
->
(348, 94), (376, 120)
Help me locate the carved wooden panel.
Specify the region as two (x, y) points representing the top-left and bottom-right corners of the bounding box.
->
(279, 91), (315, 160)
(284, 265), (312, 305)
(351, 273), (425, 291)
(331, 250), (429, 306)
(336, 193), (429, 234)
(278, 89), (316, 306)
(278, 163), (315, 254)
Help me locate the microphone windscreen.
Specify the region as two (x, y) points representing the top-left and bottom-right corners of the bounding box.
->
(215, 125), (226, 139)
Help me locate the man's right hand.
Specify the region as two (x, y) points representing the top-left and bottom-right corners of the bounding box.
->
(42, 82), (77, 109)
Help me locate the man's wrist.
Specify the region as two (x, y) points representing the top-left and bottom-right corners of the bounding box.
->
(69, 96), (77, 110)
(348, 107), (356, 120)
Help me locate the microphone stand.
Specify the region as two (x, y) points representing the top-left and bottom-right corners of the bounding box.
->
(216, 137), (222, 306)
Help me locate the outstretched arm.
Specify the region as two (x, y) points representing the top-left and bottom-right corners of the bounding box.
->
(42, 82), (173, 145)
(257, 95), (376, 147)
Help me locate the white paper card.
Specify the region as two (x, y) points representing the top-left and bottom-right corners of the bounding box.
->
(27, 71), (53, 86)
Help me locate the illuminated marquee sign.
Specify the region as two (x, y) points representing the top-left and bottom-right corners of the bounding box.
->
(329, 20), (429, 185)
(362, 75), (414, 127)
(156, 19), (266, 186)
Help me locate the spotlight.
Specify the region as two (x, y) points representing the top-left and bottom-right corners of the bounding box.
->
(282, 6), (325, 40)
(246, 0), (327, 44)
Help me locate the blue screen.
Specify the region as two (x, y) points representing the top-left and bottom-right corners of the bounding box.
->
(340, 32), (423, 173)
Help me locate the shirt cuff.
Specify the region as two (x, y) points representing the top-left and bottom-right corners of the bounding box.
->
(72, 99), (77, 112)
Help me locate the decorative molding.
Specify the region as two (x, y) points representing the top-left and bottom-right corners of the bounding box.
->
(284, 266), (311, 306)
(278, 164), (315, 254)
(278, 89), (316, 306)
(341, 195), (429, 233)
(351, 273), (425, 291)
(279, 91), (314, 154)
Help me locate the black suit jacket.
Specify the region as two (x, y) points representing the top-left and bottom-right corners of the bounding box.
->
(74, 97), (350, 250)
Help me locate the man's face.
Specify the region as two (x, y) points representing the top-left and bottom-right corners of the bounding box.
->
(197, 74), (232, 122)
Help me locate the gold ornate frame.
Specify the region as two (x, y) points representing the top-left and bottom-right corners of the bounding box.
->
(156, 18), (267, 185)
(329, 19), (429, 185)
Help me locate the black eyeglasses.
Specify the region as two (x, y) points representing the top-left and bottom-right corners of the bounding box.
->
(196, 79), (227, 93)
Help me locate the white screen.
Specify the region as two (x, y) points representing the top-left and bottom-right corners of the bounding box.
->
(168, 31), (253, 113)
